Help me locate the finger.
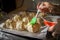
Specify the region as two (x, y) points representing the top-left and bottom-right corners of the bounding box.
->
(37, 2), (41, 9)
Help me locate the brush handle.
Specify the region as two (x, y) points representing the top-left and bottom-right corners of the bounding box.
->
(35, 10), (40, 17)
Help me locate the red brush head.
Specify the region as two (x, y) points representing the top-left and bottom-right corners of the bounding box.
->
(43, 19), (57, 27)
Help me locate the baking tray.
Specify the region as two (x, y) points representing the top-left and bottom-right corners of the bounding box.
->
(0, 11), (47, 39)
(0, 11), (60, 39)
(0, 25), (47, 39)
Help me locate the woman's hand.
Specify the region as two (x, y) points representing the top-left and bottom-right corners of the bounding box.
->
(37, 2), (53, 13)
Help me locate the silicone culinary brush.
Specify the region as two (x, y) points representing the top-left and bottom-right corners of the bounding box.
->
(29, 10), (40, 25)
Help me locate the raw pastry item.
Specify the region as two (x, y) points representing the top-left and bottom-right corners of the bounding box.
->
(22, 22), (27, 30)
(33, 23), (40, 32)
(22, 17), (29, 30)
(22, 17), (29, 23)
(25, 23), (33, 32)
(29, 13), (34, 17)
(38, 13), (47, 18)
(16, 21), (25, 30)
(4, 19), (16, 29)
(22, 17), (30, 30)
(26, 23), (40, 33)
(29, 12), (36, 18)
(12, 15), (21, 22)
(5, 19), (13, 29)
(19, 12), (27, 18)
(37, 18), (41, 24)
(11, 20), (16, 29)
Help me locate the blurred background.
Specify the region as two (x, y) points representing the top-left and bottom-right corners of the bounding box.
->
(0, 0), (60, 13)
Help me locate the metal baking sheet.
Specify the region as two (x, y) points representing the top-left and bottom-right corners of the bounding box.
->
(0, 12), (60, 39)
(0, 24), (47, 39)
